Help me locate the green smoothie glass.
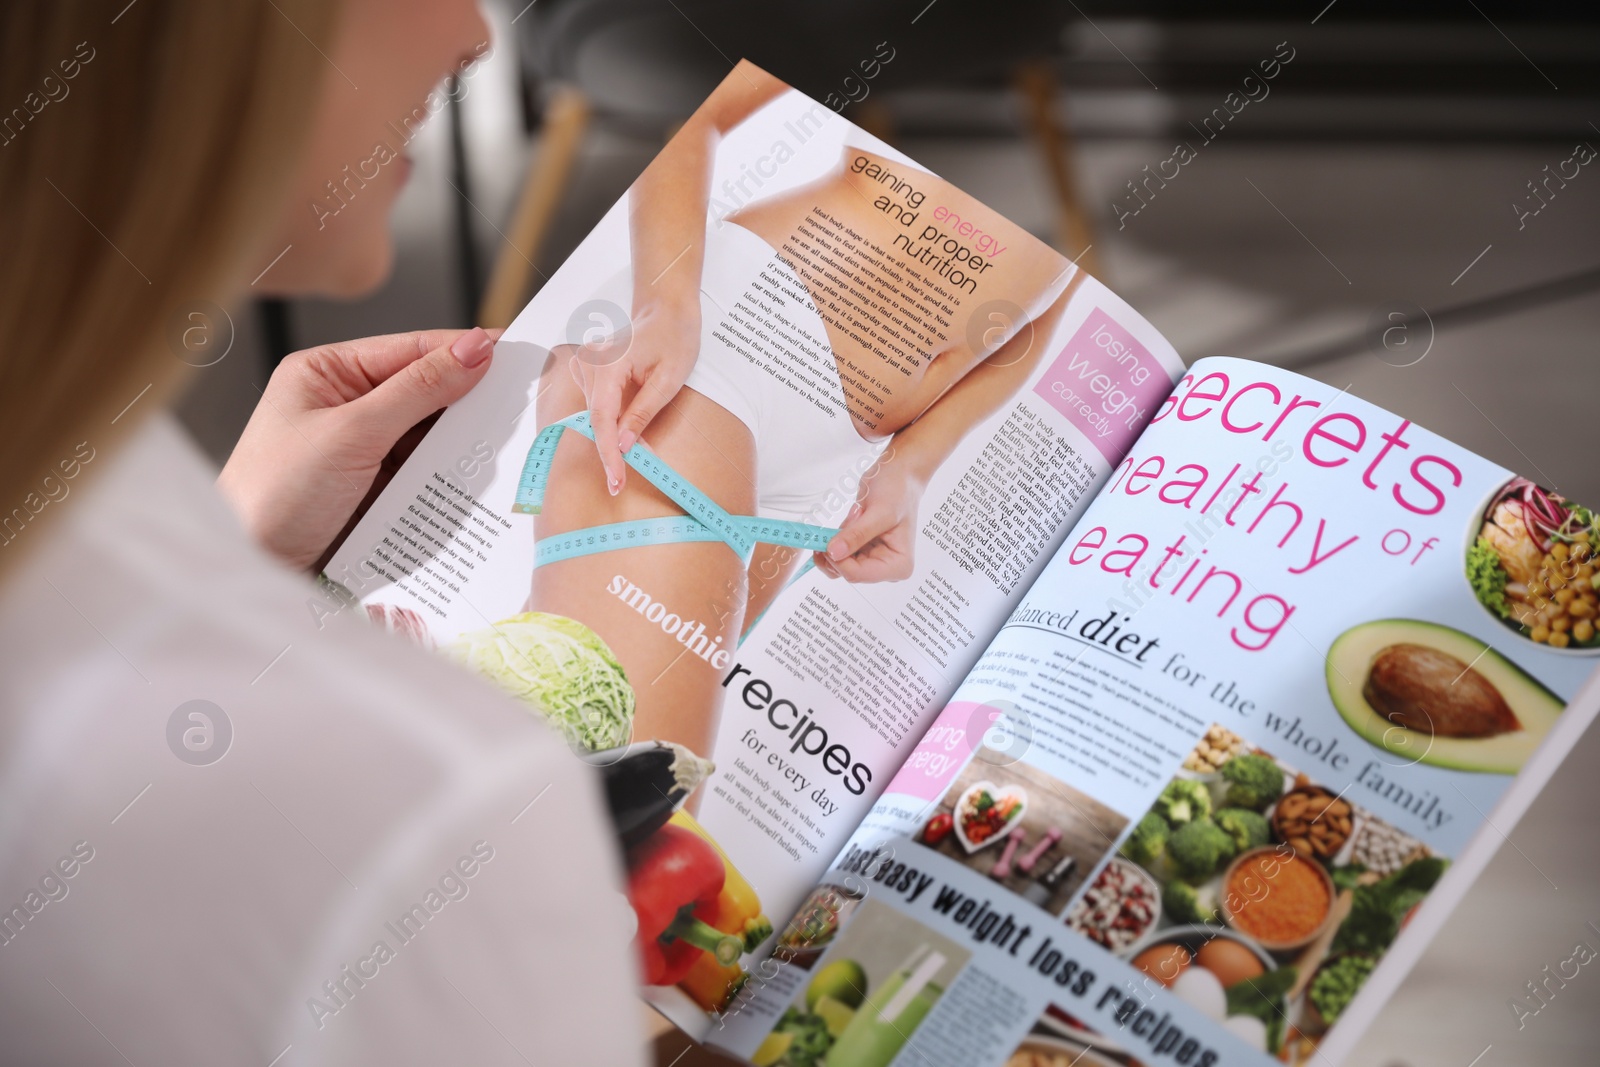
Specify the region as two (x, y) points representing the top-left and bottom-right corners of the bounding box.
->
(826, 945), (946, 1067)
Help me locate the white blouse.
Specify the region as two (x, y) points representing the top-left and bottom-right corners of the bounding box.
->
(0, 415), (644, 1067)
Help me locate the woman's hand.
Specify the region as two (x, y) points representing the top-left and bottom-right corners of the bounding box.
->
(814, 452), (924, 584)
(218, 327), (496, 571)
(568, 301), (702, 495)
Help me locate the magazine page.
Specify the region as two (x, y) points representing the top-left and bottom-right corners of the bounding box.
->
(717, 355), (1600, 1066)
(316, 60), (1183, 1040)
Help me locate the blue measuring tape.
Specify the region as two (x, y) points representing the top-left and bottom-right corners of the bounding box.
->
(514, 413), (839, 572)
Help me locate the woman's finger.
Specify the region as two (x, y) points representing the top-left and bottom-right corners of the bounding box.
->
(825, 500), (884, 563)
(615, 364), (687, 454)
(833, 539), (912, 584)
(328, 328), (503, 390)
(831, 545), (882, 583)
(831, 555), (868, 582)
(586, 365), (629, 495)
(566, 347), (591, 397)
(343, 327), (495, 447)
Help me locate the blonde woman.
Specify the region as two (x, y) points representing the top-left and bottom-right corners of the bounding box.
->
(0, 3), (641, 1065)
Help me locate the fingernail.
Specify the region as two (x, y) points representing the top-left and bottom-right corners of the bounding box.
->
(451, 327), (493, 368)
(608, 473), (621, 496)
(618, 430), (636, 453)
(828, 539), (847, 561)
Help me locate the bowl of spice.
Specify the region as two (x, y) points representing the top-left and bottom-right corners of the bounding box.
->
(1219, 846), (1335, 952)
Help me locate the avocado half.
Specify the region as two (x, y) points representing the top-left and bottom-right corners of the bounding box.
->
(1326, 619), (1562, 774)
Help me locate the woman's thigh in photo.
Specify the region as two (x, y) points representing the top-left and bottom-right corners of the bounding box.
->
(530, 353), (757, 761)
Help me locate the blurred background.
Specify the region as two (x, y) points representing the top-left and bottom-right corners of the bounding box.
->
(178, 2), (1600, 1062)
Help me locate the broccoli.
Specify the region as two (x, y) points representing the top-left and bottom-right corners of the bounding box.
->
(1225, 968), (1297, 1055)
(1466, 538), (1511, 619)
(1332, 856), (1448, 956)
(1214, 807), (1271, 853)
(1219, 754), (1285, 812)
(1154, 778), (1212, 826)
(1122, 812), (1170, 866)
(1167, 817), (1235, 879)
(773, 1008), (832, 1067)
(1163, 879), (1220, 924)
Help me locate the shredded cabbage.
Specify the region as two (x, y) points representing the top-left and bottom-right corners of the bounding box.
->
(449, 612), (635, 751)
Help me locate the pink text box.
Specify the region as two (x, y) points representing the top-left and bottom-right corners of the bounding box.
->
(1033, 307), (1168, 464)
(883, 701), (998, 802)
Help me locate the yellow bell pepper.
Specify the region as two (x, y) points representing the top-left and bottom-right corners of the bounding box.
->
(669, 809), (773, 1012)
(680, 953), (748, 1013)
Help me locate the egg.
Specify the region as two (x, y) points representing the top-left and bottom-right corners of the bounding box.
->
(1224, 1014), (1269, 1050)
(1132, 943), (1191, 988)
(1171, 967), (1227, 1021)
(1194, 938), (1265, 988)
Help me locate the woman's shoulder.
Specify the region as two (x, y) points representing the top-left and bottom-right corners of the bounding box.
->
(0, 413), (582, 775)
(0, 414), (643, 1066)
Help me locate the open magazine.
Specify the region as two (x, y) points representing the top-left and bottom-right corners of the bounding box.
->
(319, 60), (1600, 1067)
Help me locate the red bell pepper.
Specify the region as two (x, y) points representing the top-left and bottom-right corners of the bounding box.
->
(626, 824), (744, 986)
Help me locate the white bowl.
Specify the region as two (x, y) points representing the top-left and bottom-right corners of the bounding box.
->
(1463, 478), (1600, 657)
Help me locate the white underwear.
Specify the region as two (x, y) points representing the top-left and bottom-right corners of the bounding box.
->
(580, 220), (887, 526)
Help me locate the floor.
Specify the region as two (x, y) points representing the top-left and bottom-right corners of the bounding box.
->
(173, 5), (1600, 1062)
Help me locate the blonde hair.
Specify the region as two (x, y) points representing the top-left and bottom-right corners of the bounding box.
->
(0, 0), (340, 558)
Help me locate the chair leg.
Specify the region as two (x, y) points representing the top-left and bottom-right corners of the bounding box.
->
(854, 98), (895, 146)
(478, 85), (592, 328)
(1015, 63), (1102, 282)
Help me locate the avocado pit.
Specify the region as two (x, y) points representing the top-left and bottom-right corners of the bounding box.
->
(1362, 642), (1521, 739)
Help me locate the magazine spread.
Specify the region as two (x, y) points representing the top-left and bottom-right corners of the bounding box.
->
(718, 357), (1600, 1067)
(318, 60), (1600, 1067)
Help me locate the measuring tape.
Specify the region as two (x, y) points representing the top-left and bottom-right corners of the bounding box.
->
(515, 412), (838, 570)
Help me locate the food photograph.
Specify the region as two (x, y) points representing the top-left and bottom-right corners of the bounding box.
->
(1326, 619), (1561, 775)
(773, 881), (869, 972)
(1005, 1004), (1149, 1067)
(1467, 478), (1600, 653)
(754, 898), (969, 1067)
(1066, 727), (1447, 1064)
(364, 601), (772, 1019)
(917, 747), (1129, 914)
